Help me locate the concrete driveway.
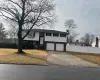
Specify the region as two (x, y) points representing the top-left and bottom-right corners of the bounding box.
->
(0, 64), (100, 80)
(47, 51), (99, 67)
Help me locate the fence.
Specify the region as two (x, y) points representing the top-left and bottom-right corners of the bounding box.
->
(66, 45), (100, 54)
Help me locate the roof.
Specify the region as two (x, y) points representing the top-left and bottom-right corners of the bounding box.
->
(23, 29), (67, 34)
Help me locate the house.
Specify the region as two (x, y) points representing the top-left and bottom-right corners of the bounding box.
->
(22, 29), (68, 51)
(67, 40), (86, 46)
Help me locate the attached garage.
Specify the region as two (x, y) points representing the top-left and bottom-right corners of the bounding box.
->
(46, 43), (54, 51)
(56, 43), (64, 51)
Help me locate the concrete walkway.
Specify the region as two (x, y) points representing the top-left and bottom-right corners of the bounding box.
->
(47, 51), (99, 67)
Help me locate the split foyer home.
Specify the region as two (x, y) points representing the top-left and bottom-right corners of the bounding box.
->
(22, 29), (68, 51)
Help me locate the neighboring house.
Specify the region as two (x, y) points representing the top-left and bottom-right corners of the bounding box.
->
(68, 40), (86, 46)
(22, 29), (68, 51)
(68, 42), (85, 46)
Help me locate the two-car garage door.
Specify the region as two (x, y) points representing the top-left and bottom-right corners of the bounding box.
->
(46, 43), (64, 51)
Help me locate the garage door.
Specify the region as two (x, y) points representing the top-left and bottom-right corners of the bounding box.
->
(46, 43), (54, 51)
(56, 44), (64, 51)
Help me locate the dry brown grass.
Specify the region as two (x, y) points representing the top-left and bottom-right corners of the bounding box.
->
(68, 51), (100, 65)
(0, 49), (48, 65)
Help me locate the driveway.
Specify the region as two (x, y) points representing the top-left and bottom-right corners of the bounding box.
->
(0, 64), (100, 80)
(47, 51), (99, 67)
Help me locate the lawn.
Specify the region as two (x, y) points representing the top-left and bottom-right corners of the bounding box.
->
(0, 49), (48, 65)
(68, 52), (100, 66)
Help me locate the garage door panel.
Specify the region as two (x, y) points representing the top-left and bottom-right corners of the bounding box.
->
(56, 44), (64, 51)
(46, 43), (54, 50)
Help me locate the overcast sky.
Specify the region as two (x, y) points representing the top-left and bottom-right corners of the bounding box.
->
(54, 0), (100, 38)
(1, 0), (100, 39)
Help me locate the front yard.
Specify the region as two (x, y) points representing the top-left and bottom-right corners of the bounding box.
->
(68, 52), (100, 66)
(0, 49), (48, 65)
(1, 48), (100, 67)
(47, 51), (99, 67)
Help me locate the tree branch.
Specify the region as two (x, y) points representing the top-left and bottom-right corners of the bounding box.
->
(0, 12), (17, 22)
(7, 0), (22, 9)
(22, 10), (42, 40)
(35, 21), (48, 27)
(0, 7), (20, 21)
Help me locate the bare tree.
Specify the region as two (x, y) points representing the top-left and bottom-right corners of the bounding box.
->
(68, 31), (79, 43)
(0, 23), (7, 40)
(80, 33), (95, 46)
(0, 0), (56, 53)
(65, 19), (78, 43)
(65, 19), (77, 32)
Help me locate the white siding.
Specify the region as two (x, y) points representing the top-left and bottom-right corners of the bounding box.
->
(45, 36), (66, 42)
(45, 33), (67, 43)
(46, 43), (54, 50)
(23, 32), (39, 41)
(66, 45), (100, 54)
(56, 44), (64, 51)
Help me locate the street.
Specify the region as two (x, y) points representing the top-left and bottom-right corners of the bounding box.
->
(0, 64), (100, 80)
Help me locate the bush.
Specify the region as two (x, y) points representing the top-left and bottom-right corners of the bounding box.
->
(0, 43), (17, 49)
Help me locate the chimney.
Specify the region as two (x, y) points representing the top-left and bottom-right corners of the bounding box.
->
(95, 37), (99, 47)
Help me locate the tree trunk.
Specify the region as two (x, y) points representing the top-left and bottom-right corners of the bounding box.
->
(17, 24), (23, 53)
(18, 34), (23, 53)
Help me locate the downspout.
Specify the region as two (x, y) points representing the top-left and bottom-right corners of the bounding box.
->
(66, 30), (69, 45)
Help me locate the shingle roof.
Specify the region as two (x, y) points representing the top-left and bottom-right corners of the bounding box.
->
(23, 29), (67, 34)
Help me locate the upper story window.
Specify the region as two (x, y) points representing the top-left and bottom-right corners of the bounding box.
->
(27, 32), (35, 38)
(60, 34), (66, 37)
(53, 33), (59, 37)
(46, 33), (52, 36)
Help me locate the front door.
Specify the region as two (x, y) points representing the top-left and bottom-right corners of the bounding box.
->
(40, 37), (44, 45)
(39, 32), (45, 49)
(39, 37), (44, 49)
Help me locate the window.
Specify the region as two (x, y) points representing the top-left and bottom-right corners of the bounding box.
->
(53, 33), (59, 37)
(46, 33), (52, 36)
(60, 34), (66, 37)
(33, 32), (35, 37)
(27, 32), (35, 38)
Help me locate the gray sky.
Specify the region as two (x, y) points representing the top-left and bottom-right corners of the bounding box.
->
(1, 0), (100, 39)
(54, 0), (100, 38)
